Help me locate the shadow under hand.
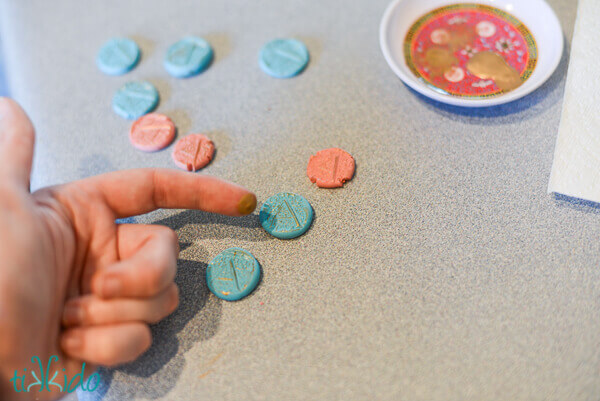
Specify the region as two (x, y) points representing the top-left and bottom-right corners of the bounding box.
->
(156, 210), (268, 254)
(80, 209), (267, 400)
(81, 258), (221, 400)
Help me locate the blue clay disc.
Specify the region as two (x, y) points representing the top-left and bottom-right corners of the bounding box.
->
(164, 37), (213, 78)
(112, 81), (159, 120)
(207, 248), (261, 301)
(97, 38), (140, 75)
(259, 38), (309, 79)
(260, 192), (314, 239)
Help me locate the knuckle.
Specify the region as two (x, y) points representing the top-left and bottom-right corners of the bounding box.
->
(151, 170), (168, 207)
(143, 245), (177, 296)
(148, 285), (179, 323)
(97, 324), (152, 366)
(147, 301), (165, 323)
(157, 226), (179, 249)
(137, 324), (152, 354)
(144, 264), (165, 295)
(78, 300), (93, 325)
(147, 311), (162, 324)
(96, 341), (121, 366)
(168, 284), (180, 314)
(145, 261), (174, 296)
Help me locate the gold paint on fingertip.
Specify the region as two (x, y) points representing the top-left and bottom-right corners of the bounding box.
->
(237, 193), (257, 215)
(467, 51), (522, 92)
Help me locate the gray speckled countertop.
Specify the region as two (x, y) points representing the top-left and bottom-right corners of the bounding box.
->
(1, 0), (597, 400)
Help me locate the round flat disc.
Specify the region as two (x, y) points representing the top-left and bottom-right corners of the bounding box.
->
(207, 248), (261, 301)
(260, 192), (314, 239)
(129, 113), (175, 152)
(259, 38), (309, 78)
(171, 133), (215, 171)
(164, 36), (213, 78)
(112, 81), (159, 120)
(97, 38), (140, 75)
(307, 148), (355, 188)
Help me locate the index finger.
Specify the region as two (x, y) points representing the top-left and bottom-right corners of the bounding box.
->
(72, 168), (257, 218)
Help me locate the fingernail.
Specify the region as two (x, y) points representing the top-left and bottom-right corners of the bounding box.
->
(63, 304), (85, 325)
(237, 193), (257, 215)
(62, 332), (82, 353)
(101, 276), (121, 298)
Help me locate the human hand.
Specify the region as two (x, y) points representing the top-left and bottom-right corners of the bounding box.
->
(0, 98), (257, 400)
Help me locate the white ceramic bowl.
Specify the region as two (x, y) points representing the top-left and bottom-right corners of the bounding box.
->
(380, 0), (563, 107)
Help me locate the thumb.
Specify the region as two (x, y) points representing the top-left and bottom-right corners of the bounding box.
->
(0, 98), (35, 190)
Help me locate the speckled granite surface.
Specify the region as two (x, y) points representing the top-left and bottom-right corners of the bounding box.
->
(1, 1), (596, 400)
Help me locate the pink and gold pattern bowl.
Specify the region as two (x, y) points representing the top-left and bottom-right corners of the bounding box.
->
(380, 0), (563, 107)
